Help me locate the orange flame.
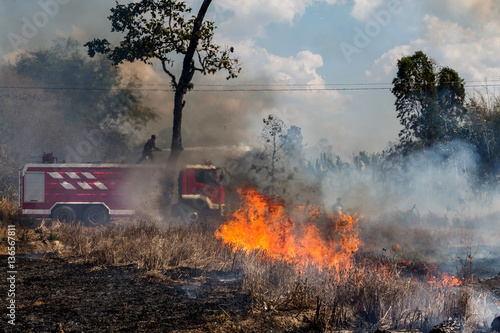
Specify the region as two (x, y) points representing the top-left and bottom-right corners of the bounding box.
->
(216, 187), (462, 288)
(215, 186), (361, 272)
(426, 272), (462, 287)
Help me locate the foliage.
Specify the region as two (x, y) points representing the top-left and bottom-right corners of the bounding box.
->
(282, 125), (304, 155)
(353, 150), (380, 173)
(0, 38), (157, 175)
(86, 0), (239, 83)
(464, 89), (500, 178)
(11, 37), (157, 130)
(391, 51), (466, 154)
(56, 220), (232, 271)
(0, 145), (19, 197)
(0, 197), (20, 224)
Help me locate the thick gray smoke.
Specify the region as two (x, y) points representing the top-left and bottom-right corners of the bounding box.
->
(320, 140), (482, 218)
(311, 139), (500, 278)
(222, 134), (499, 278)
(117, 60), (278, 154)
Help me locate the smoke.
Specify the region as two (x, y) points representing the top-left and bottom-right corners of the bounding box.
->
(223, 133), (500, 280)
(319, 140), (480, 217)
(307, 139), (500, 279)
(116, 58), (280, 155)
(2, 2), (499, 270)
(1, 0), (363, 162)
(1, 0), (115, 55)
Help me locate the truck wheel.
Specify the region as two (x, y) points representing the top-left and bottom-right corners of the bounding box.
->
(83, 205), (109, 226)
(53, 206), (77, 224)
(187, 211), (199, 223)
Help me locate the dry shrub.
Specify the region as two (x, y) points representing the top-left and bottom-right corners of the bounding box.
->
(0, 197), (21, 224)
(56, 219), (234, 271)
(221, 204), (497, 331)
(15, 210), (496, 332)
(239, 252), (302, 311)
(239, 252), (494, 332)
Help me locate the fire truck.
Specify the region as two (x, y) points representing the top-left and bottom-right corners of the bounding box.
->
(19, 159), (225, 225)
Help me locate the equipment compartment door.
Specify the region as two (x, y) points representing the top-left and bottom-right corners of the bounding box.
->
(24, 172), (45, 203)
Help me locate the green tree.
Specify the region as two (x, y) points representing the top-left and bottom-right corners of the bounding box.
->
(85, 0), (239, 163)
(436, 67), (466, 141)
(465, 89), (500, 178)
(13, 38), (156, 132)
(0, 38), (156, 190)
(391, 51), (466, 154)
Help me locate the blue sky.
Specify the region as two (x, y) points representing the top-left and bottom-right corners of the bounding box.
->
(2, 0), (500, 157)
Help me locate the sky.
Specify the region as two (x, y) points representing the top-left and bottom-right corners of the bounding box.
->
(2, 0), (500, 158)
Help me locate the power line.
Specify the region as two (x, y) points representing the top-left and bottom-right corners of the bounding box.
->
(0, 80), (499, 92)
(193, 87), (393, 92)
(0, 85), (169, 92)
(194, 80), (500, 87)
(192, 83), (500, 92)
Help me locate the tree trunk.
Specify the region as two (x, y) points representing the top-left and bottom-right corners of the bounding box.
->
(171, 88), (184, 152)
(161, 0), (213, 219)
(270, 133), (276, 195)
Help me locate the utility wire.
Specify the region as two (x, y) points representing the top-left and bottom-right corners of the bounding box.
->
(0, 80), (499, 92)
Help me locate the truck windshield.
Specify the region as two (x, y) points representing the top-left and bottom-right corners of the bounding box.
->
(195, 169), (219, 186)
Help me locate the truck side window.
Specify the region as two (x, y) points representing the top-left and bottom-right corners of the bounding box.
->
(24, 172), (45, 203)
(195, 170), (218, 186)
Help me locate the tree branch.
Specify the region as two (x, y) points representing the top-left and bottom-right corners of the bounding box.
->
(161, 60), (177, 88)
(196, 50), (205, 71)
(178, 0), (212, 87)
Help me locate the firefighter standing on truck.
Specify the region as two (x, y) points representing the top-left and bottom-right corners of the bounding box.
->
(137, 135), (161, 163)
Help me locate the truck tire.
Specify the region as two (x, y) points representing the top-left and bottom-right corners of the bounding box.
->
(53, 206), (77, 224)
(187, 211), (199, 223)
(83, 205), (109, 226)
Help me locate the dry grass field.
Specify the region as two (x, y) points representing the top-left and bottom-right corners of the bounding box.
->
(1, 193), (500, 332)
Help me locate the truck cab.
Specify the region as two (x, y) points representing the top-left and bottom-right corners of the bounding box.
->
(177, 164), (225, 221)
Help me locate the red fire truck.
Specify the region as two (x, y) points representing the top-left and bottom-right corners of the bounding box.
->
(19, 161), (224, 225)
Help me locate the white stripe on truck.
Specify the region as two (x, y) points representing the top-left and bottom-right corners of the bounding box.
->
(60, 181), (76, 190)
(65, 172), (80, 179)
(93, 181), (108, 190)
(22, 209), (50, 215)
(48, 172), (63, 179)
(77, 182), (93, 190)
(81, 172), (96, 179)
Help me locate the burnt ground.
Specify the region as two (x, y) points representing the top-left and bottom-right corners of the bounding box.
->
(1, 252), (499, 333)
(1, 256), (256, 333)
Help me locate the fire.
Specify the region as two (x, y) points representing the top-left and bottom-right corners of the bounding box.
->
(376, 248), (463, 288)
(216, 186), (462, 288)
(215, 186), (361, 272)
(427, 272), (462, 287)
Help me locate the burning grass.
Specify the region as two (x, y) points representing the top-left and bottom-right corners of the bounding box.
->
(215, 186), (361, 273)
(239, 254), (497, 331)
(215, 186), (499, 331)
(2, 187), (499, 332)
